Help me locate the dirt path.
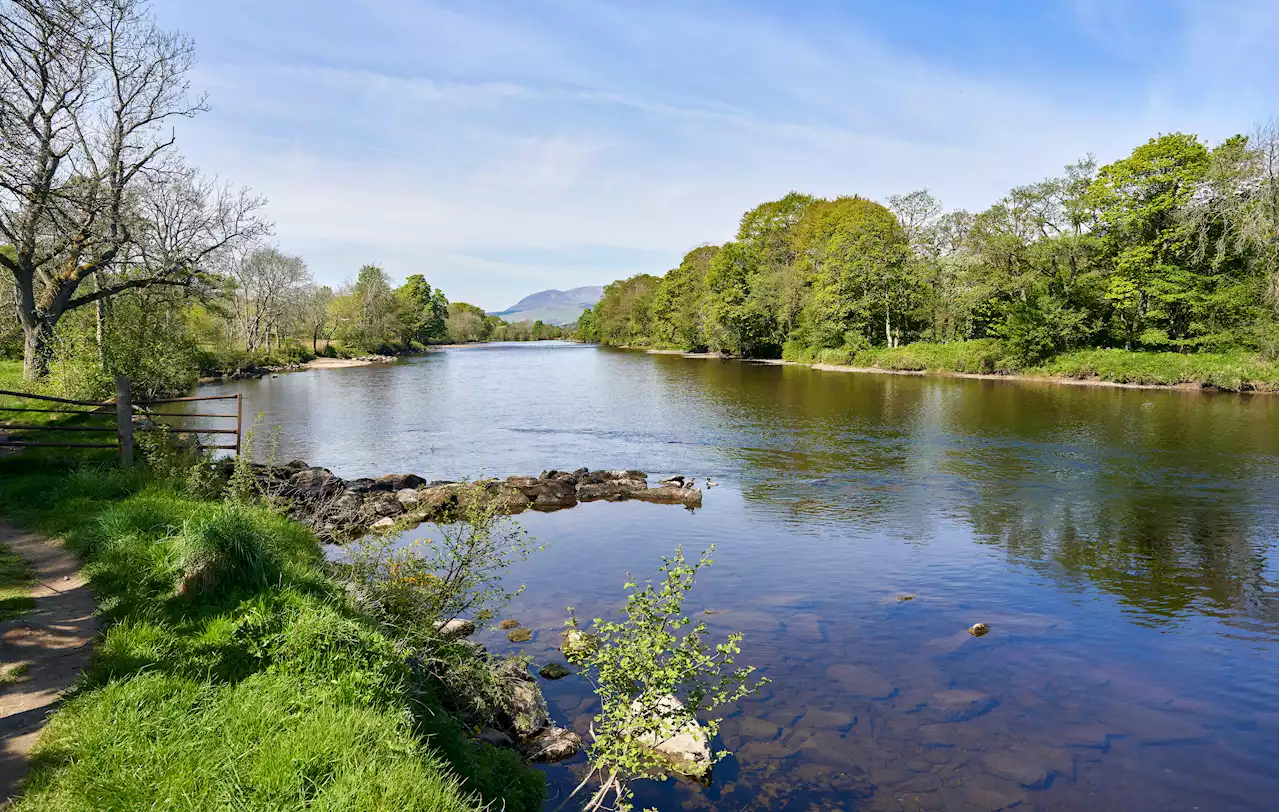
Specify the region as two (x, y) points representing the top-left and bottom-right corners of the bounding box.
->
(0, 523), (97, 806)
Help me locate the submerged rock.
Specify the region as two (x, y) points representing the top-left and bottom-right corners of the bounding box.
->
(499, 619), (521, 629)
(538, 662), (572, 680)
(968, 622), (991, 637)
(927, 689), (997, 723)
(507, 627), (533, 643)
(519, 726), (583, 762)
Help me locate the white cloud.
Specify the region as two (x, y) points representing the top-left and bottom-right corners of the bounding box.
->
(162, 0), (1277, 309)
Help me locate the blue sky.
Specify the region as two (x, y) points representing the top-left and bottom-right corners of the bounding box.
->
(153, 0), (1278, 311)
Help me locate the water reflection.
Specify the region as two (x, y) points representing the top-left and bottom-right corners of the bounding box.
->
(194, 343), (1278, 811)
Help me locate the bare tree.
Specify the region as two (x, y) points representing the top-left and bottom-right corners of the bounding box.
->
(232, 246), (310, 353)
(0, 0), (267, 378)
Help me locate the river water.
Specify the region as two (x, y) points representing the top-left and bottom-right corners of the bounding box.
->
(194, 341), (1278, 811)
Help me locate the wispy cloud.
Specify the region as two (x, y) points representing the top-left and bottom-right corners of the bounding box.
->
(156, 0), (1277, 309)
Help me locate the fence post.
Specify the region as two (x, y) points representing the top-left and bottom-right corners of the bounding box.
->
(235, 393), (243, 457)
(115, 376), (133, 466)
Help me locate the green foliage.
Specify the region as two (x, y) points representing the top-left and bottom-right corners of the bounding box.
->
(564, 547), (767, 811)
(340, 483), (541, 635)
(0, 455), (544, 812)
(1035, 349), (1279, 391)
(582, 127), (1277, 374)
(397, 274), (450, 346)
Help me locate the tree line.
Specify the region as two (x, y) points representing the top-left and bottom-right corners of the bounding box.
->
(0, 0), (564, 397)
(578, 126), (1279, 367)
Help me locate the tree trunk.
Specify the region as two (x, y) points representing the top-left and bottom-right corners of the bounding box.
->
(94, 274), (107, 371)
(22, 320), (55, 380)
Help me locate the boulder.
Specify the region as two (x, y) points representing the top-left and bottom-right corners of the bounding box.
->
(561, 629), (596, 657)
(576, 481), (641, 501)
(507, 627), (533, 642)
(519, 727), (583, 763)
(529, 478), (577, 510)
(630, 487), (702, 507)
(417, 485), (458, 517)
(538, 662), (572, 680)
(366, 492), (404, 517)
(375, 473), (426, 491)
(370, 517), (397, 532)
(634, 695), (712, 777)
(968, 622), (991, 637)
(494, 486), (531, 514)
(434, 618), (477, 640)
(603, 470), (647, 482)
(345, 477), (379, 494)
(506, 475), (540, 489)
(477, 727), (515, 749)
(395, 487), (421, 506)
(289, 467), (345, 499)
(494, 658), (550, 737)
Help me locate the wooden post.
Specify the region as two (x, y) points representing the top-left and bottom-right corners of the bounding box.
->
(235, 393), (243, 457)
(115, 376), (133, 466)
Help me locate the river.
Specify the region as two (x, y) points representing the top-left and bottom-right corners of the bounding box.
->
(193, 341), (1278, 811)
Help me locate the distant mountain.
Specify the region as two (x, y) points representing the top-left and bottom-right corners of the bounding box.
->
(488, 285), (604, 326)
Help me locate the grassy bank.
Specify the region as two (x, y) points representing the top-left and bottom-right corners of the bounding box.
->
(0, 453), (542, 811)
(779, 340), (1279, 392)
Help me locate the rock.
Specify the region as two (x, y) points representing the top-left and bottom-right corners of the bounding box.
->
(634, 695), (712, 777)
(799, 707), (856, 731)
(284, 459), (309, 470)
(477, 727), (515, 748)
(345, 478), (378, 494)
(434, 618), (476, 640)
(629, 487), (702, 506)
(576, 481), (644, 501)
(604, 470), (647, 482)
(505, 475), (539, 489)
(494, 658), (550, 737)
(375, 473), (426, 491)
(733, 716), (782, 741)
(289, 467), (345, 499)
(519, 726), (582, 763)
(561, 629), (596, 656)
(507, 627), (533, 642)
(365, 492), (404, 517)
(982, 748), (1051, 789)
(899, 773), (940, 793)
(332, 489), (364, 514)
(529, 478), (577, 510)
(539, 662), (572, 680)
(897, 594), (916, 601)
(370, 517), (396, 532)
(416, 485), (458, 517)
(499, 619), (521, 629)
(494, 486), (531, 514)
(395, 487), (420, 506)
(968, 622), (991, 637)
(927, 689), (997, 723)
(826, 664), (895, 699)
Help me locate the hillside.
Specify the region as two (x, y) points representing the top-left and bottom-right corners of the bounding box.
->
(488, 286), (603, 326)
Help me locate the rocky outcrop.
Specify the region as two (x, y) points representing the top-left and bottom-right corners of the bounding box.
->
(486, 657), (583, 764)
(635, 695), (713, 777)
(222, 461), (704, 541)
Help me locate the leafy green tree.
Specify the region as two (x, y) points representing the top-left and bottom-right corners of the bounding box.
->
(793, 196), (912, 349)
(397, 274), (450, 345)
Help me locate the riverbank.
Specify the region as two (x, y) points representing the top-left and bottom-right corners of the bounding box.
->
(0, 453), (544, 811)
(616, 341), (1279, 393)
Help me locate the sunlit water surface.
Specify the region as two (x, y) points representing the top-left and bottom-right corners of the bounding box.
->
(194, 342), (1279, 811)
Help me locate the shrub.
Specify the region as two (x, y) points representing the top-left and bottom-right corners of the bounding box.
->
(564, 546), (767, 812)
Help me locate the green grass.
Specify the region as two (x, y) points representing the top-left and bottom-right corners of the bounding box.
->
(1031, 349), (1279, 391)
(0, 540), (36, 621)
(781, 340), (1279, 392)
(0, 454), (543, 811)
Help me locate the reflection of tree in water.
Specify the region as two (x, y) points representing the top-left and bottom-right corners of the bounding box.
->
(646, 355), (1278, 626)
